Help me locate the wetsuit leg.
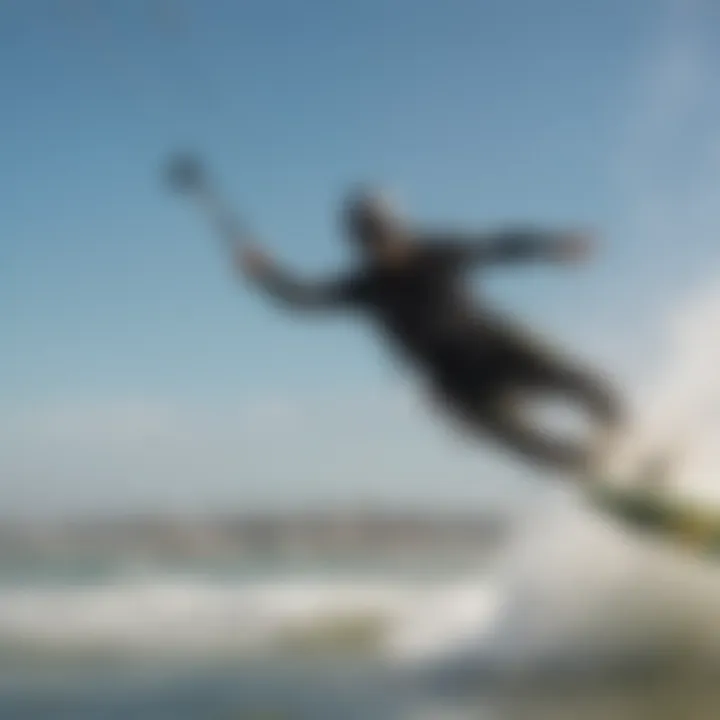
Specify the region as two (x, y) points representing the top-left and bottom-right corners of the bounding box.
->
(430, 344), (623, 473)
(438, 389), (592, 472)
(525, 358), (623, 428)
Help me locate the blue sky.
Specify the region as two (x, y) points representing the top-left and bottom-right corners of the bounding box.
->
(2, 0), (720, 515)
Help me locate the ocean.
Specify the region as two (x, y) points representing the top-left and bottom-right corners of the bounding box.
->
(4, 492), (720, 719)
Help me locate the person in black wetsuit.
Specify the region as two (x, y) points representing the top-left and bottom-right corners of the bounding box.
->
(235, 189), (622, 474)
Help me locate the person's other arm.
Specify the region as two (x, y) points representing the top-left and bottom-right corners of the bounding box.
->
(430, 228), (594, 267)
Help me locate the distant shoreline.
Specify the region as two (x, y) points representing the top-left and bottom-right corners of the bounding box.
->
(0, 506), (512, 565)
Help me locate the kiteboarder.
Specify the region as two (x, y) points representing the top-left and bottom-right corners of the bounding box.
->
(168, 158), (622, 474)
(242, 190), (623, 472)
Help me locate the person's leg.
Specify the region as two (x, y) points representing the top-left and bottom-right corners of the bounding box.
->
(526, 359), (624, 471)
(427, 334), (623, 473)
(431, 383), (590, 473)
(481, 392), (592, 472)
(539, 362), (622, 427)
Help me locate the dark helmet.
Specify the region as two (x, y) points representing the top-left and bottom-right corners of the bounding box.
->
(342, 187), (400, 241)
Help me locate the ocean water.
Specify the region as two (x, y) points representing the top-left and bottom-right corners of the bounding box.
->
(5, 660), (720, 720)
(4, 492), (720, 720)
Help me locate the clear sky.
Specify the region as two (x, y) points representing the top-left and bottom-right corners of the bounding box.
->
(2, 0), (720, 515)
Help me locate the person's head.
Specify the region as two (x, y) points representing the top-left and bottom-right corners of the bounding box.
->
(341, 187), (407, 257)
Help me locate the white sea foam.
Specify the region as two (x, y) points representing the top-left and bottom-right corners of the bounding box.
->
(0, 574), (495, 660)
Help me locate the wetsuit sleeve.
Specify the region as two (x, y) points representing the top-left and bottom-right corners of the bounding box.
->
(254, 265), (363, 311)
(434, 229), (576, 266)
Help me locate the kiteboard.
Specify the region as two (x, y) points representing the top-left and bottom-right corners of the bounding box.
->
(584, 455), (720, 557)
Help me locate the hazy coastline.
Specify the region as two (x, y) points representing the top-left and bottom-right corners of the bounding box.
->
(0, 506), (510, 568)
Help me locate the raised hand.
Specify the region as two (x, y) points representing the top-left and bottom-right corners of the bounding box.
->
(166, 153), (207, 195)
(554, 231), (595, 264)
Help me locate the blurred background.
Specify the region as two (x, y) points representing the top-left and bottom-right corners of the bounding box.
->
(4, 0), (720, 717)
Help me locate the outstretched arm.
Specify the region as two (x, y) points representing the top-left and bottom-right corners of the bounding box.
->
(238, 246), (360, 311)
(165, 155), (358, 310)
(436, 228), (593, 267)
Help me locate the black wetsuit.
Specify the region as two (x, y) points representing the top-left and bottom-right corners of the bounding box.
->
(256, 229), (621, 472)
